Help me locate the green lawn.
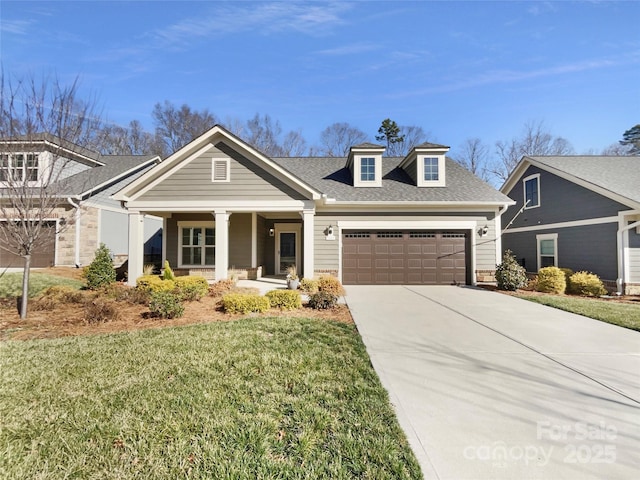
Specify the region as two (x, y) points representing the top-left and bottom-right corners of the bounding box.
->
(516, 294), (640, 331)
(0, 272), (84, 298)
(0, 318), (422, 479)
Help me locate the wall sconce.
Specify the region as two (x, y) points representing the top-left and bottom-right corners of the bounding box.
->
(269, 228), (275, 237)
(479, 225), (489, 237)
(324, 225), (335, 240)
(327, 225), (334, 236)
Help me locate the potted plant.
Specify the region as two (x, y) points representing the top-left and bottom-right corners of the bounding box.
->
(286, 265), (299, 290)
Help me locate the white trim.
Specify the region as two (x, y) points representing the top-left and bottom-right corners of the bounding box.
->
(162, 217), (167, 266)
(127, 213), (144, 285)
(302, 211), (314, 279)
(123, 200), (307, 212)
(177, 220), (216, 268)
(54, 218), (61, 266)
(353, 155), (382, 187)
(503, 215), (619, 234)
(321, 201), (514, 208)
(275, 223), (301, 275)
(617, 211), (640, 292)
(417, 155), (446, 187)
(523, 174), (540, 210)
(536, 233), (558, 270)
(211, 158), (230, 183)
(337, 220), (477, 230)
(214, 212), (228, 280)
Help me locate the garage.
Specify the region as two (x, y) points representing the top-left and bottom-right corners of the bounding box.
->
(342, 230), (468, 285)
(0, 222), (57, 268)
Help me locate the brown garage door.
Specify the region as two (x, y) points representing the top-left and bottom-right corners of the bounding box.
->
(0, 222), (56, 268)
(342, 230), (467, 285)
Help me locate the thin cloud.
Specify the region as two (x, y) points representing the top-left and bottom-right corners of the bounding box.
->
(315, 43), (379, 56)
(0, 19), (34, 35)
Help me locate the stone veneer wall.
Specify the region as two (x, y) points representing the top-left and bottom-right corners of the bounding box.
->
(56, 205), (100, 266)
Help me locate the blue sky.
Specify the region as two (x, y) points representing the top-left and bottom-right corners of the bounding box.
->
(1, 1), (638, 156)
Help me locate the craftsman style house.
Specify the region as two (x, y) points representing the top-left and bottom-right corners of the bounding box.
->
(114, 125), (514, 286)
(501, 156), (640, 294)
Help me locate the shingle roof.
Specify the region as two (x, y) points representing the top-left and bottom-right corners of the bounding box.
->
(414, 142), (450, 149)
(526, 156), (640, 204)
(272, 156), (512, 203)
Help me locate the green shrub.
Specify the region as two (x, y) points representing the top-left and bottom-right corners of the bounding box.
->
(162, 260), (175, 281)
(84, 298), (121, 323)
(308, 291), (338, 310)
(136, 275), (176, 293)
(175, 275), (209, 301)
(495, 250), (528, 291)
(318, 275), (345, 297)
(536, 266), (566, 294)
(300, 278), (319, 294)
(149, 291), (185, 319)
(209, 279), (236, 297)
(568, 271), (607, 297)
(84, 244), (116, 290)
(265, 290), (302, 310)
(42, 285), (85, 303)
(559, 268), (574, 284)
(222, 293), (270, 314)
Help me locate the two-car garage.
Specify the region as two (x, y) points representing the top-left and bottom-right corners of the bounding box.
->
(342, 230), (469, 285)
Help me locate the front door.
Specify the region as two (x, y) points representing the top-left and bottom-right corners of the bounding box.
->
(275, 223), (301, 275)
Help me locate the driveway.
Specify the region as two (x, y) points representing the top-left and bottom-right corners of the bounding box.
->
(346, 286), (640, 480)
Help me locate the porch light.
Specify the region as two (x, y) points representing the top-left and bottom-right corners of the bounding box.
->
(269, 228), (275, 237)
(479, 225), (489, 237)
(327, 225), (334, 236)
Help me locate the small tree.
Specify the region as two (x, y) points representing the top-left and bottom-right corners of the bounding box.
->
(619, 124), (640, 155)
(84, 244), (116, 290)
(376, 118), (405, 155)
(495, 250), (528, 291)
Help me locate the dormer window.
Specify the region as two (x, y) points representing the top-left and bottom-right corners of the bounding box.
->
(423, 157), (440, 181)
(418, 155), (445, 187)
(360, 157), (376, 182)
(0, 153), (39, 183)
(346, 143), (385, 187)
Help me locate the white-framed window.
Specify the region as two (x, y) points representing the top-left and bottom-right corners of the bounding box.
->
(418, 155), (445, 187)
(523, 174), (540, 209)
(536, 233), (557, 270)
(212, 158), (230, 182)
(178, 221), (215, 267)
(360, 157), (375, 182)
(0, 153), (39, 183)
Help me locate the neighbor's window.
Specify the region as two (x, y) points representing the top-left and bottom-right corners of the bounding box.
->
(180, 225), (215, 266)
(423, 157), (439, 181)
(0, 153), (38, 182)
(360, 157), (375, 182)
(524, 174), (540, 208)
(537, 233), (557, 269)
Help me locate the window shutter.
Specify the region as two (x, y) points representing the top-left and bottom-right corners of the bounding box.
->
(212, 159), (229, 182)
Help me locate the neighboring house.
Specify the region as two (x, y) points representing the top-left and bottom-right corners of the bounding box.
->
(0, 134), (162, 269)
(114, 125), (513, 286)
(500, 156), (640, 294)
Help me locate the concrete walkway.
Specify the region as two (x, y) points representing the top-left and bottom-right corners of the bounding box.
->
(346, 285), (640, 480)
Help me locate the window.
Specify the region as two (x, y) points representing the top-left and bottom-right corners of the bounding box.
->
(536, 233), (557, 270)
(212, 158), (230, 182)
(0, 153), (39, 183)
(523, 174), (540, 208)
(423, 157), (439, 181)
(179, 223), (215, 266)
(360, 157), (375, 182)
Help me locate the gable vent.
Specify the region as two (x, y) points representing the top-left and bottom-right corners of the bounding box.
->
(212, 159), (230, 182)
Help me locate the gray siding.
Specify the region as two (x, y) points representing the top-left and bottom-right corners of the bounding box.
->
(502, 165), (629, 228)
(503, 223), (619, 280)
(629, 227), (640, 282)
(403, 158), (418, 184)
(139, 143), (307, 201)
(229, 213), (252, 268)
(100, 210), (129, 256)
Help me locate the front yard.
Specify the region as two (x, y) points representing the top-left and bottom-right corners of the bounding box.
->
(0, 317), (422, 479)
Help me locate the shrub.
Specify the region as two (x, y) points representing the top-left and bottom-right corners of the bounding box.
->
(174, 275), (209, 301)
(536, 266), (566, 294)
(84, 298), (121, 323)
(209, 279), (236, 298)
(308, 291), (338, 310)
(221, 293), (270, 314)
(84, 244), (116, 290)
(100, 283), (150, 305)
(317, 275), (345, 297)
(495, 250), (528, 291)
(300, 278), (319, 294)
(32, 286), (87, 311)
(559, 268), (574, 284)
(149, 291), (185, 319)
(143, 264), (156, 275)
(162, 260), (175, 281)
(136, 275), (176, 293)
(568, 271), (607, 297)
(265, 290), (302, 310)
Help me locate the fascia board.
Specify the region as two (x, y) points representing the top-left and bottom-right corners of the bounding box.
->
(83, 157), (160, 199)
(499, 157), (530, 193)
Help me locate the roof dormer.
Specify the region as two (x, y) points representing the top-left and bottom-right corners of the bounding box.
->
(399, 142), (450, 187)
(346, 143), (385, 187)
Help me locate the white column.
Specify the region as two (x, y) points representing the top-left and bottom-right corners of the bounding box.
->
(215, 210), (229, 281)
(127, 212), (144, 286)
(302, 210), (315, 279)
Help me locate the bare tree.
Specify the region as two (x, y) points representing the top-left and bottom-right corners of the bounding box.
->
(394, 125), (430, 157)
(491, 120), (574, 184)
(0, 73), (102, 318)
(318, 122), (369, 156)
(240, 113), (308, 157)
(281, 130), (307, 156)
(96, 120), (157, 155)
(601, 142), (632, 155)
(453, 137), (490, 181)
(152, 101), (217, 156)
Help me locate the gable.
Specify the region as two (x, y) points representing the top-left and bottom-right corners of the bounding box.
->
(138, 142), (308, 202)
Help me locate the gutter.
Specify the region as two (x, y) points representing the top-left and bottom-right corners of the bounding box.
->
(67, 197), (82, 267)
(617, 218), (640, 295)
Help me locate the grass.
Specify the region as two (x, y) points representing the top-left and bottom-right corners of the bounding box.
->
(0, 272), (84, 298)
(0, 317), (422, 479)
(516, 294), (640, 331)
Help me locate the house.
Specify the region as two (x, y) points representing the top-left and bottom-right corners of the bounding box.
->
(0, 134), (162, 269)
(500, 156), (640, 294)
(113, 125), (514, 286)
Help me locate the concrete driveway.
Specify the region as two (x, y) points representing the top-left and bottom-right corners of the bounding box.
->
(346, 286), (640, 480)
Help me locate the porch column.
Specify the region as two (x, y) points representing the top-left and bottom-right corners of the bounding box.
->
(215, 210), (229, 281)
(302, 210), (315, 279)
(251, 212), (257, 268)
(127, 212), (144, 286)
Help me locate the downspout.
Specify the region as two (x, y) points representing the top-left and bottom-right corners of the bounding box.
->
(67, 197), (81, 267)
(617, 219), (640, 295)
